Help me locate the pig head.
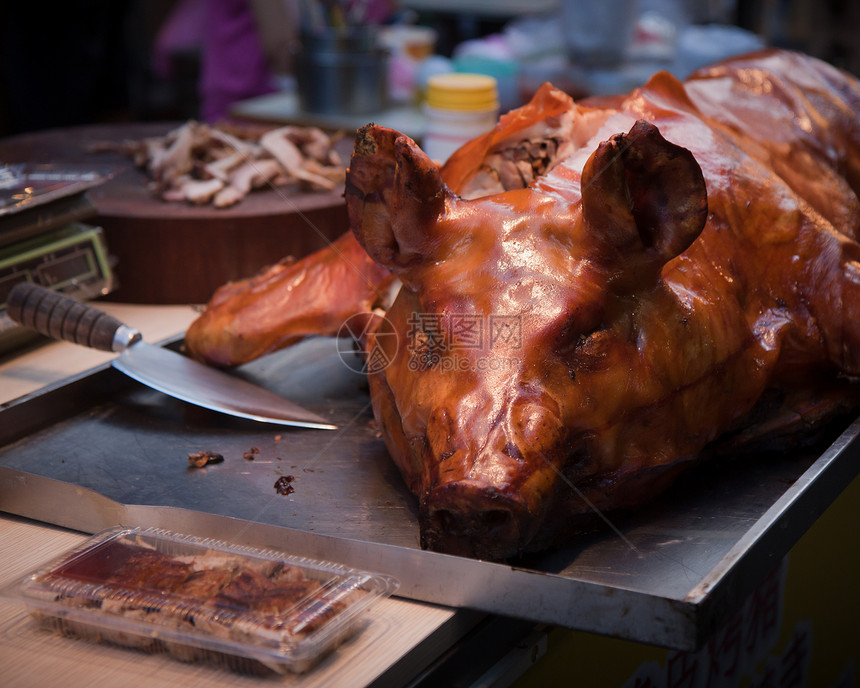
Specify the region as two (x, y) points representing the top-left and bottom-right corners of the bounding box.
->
(346, 56), (860, 559)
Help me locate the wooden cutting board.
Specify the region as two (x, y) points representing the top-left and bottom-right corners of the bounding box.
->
(0, 122), (351, 304)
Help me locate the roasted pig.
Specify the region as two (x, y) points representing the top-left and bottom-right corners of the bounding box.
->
(187, 50), (860, 559)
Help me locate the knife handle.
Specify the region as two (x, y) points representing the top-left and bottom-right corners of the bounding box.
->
(6, 282), (137, 352)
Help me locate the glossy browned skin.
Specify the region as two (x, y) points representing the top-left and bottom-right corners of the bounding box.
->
(184, 231), (394, 366)
(346, 51), (860, 559)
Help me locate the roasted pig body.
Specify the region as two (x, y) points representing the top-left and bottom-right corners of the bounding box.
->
(187, 51), (860, 559)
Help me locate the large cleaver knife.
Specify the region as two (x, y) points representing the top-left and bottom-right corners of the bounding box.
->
(7, 282), (336, 429)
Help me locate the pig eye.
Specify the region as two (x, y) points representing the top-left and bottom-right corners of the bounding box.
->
(569, 329), (612, 374)
(557, 313), (601, 354)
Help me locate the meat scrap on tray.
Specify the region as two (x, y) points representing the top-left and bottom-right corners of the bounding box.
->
(186, 50), (860, 560)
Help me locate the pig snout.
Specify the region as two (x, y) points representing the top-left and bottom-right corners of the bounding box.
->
(419, 399), (565, 559)
(420, 481), (531, 559)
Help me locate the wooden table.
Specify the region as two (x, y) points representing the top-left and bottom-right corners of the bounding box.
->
(0, 304), (475, 688)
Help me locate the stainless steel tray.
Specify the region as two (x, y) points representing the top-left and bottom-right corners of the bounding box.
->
(1, 337), (858, 651)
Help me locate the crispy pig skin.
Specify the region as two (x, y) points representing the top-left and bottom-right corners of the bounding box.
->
(346, 50), (860, 559)
(185, 232), (394, 367)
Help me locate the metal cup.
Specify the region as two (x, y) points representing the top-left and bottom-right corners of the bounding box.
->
(295, 27), (388, 115)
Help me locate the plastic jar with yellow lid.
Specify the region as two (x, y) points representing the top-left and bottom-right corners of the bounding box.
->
(422, 73), (499, 163)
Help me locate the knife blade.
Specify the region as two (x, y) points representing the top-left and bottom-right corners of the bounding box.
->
(6, 282), (337, 429)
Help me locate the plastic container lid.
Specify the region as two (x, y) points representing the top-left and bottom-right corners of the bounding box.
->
(1, 527), (397, 675)
(425, 73), (499, 111)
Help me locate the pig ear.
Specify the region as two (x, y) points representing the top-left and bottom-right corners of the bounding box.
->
(581, 120), (708, 285)
(347, 125), (454, 272)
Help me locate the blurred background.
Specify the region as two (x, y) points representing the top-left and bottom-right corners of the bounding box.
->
(0, 0), (857, 138)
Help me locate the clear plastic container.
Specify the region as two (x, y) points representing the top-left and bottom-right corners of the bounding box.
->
(1, 527), (398, 675)
(422, 73), (499, 163)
